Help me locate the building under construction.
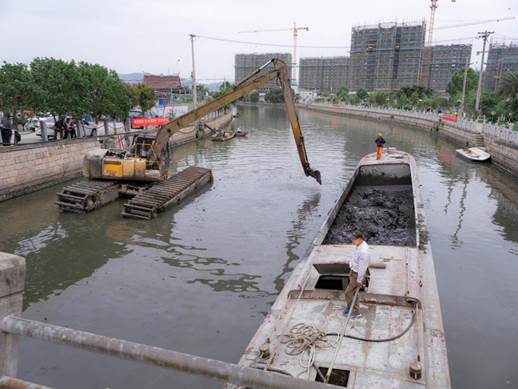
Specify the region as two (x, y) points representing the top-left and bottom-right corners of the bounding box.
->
(484, 41), (518, 92)
(349, 21), (426, 91)
(234, 53), (292, 91)
(426, 44), (472, 92)
(298, 56), (351, 92)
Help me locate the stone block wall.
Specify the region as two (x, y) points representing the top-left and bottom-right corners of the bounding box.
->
(0, 112), (234, 202)
(0, 138), (99, 201)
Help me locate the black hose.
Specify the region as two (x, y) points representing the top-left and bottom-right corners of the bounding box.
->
(325, 309), (416, 343)
(250, 363), (294, 377)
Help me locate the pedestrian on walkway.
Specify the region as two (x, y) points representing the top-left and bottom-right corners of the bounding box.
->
(1, 114), (13, 146)
(375, 132), (386, 160)
(55, 117), (66, 139)
(343, 231), (370, 319)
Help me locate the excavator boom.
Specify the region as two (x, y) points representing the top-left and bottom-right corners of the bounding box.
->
(152, 59), (321, 184)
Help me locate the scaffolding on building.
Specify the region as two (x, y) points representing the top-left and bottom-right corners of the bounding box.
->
(349, 21), (426, 91)
(484, 40), (518, 92)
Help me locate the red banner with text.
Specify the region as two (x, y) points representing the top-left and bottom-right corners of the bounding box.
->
(131, 117), (170, 128)
(441, 113), (458, 122)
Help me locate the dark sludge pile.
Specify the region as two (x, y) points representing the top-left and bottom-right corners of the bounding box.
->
(324, 185), (416, 246)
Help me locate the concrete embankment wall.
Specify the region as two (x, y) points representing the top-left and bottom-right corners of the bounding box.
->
(0, 113), (233, 202)
(0, 139), (99, 201)
(299, 104), (518, 177)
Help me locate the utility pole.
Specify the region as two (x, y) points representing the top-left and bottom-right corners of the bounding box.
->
(475, 30), (494, 112)
(291, 22), (309, 86)
(189, 34), (198, 107)
(459, 55), (470, 119)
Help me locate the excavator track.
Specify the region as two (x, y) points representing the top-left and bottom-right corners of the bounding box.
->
(56, 180), (120, 213)
(122, 166), (212, 220)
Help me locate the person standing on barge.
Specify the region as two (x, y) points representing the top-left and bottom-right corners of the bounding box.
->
(344, 231), (370, 318)
(375, 132), (386, 160)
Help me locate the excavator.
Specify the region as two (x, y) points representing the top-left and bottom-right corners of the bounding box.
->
(56, 59), (321, 219)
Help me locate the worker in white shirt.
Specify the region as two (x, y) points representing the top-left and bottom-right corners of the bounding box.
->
(344, 231), (370, 319)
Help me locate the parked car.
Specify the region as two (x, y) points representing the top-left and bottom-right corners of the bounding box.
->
(24, 117), (41, 132)
(34, 117), (57, 138)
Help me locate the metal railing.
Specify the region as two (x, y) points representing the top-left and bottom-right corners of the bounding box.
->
(0, 253), (342, 389)
(306, 102), (518, 146)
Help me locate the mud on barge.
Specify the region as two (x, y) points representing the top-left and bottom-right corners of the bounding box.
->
(230, 148), (450, 388)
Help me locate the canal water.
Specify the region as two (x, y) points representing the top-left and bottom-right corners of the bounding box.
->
(0, 106), (517, 389)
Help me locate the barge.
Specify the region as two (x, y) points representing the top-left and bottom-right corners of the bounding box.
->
(230, 148), (450, 388)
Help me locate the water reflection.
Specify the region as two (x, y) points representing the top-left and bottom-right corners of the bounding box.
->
(0, 106), (515, 389)
(274, 192), (321, 293)
(450, 174), (469, 249)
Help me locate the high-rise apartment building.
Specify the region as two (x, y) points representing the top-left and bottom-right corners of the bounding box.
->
(426, 44), (472, 92)
(234, 53), (292, 91)
(299, 57), (351, 92)
(484, 42), (518, 92)
(349, 21), (426, 91)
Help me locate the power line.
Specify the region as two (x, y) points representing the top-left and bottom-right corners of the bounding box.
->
(192, 34), (475, 51)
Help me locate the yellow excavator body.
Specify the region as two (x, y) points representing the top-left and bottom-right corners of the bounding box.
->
(83, 149), (158, 181)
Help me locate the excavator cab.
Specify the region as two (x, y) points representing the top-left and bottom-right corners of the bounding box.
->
(83, 133), (167, 182)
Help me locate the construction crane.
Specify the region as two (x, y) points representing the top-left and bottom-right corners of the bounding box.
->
(238, 22), (309, 85)
(427, 0), (457, 46)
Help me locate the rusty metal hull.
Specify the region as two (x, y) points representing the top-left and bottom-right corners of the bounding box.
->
(230, 149), (451, 388)
(122, 166), (212, 219)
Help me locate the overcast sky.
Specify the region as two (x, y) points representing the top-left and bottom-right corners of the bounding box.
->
(1, 0), (517, 81)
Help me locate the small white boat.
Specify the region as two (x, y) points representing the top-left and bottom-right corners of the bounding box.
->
(456, 147), (491, 162)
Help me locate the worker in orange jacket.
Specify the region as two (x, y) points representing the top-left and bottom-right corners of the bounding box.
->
(374, 133), (386, 160)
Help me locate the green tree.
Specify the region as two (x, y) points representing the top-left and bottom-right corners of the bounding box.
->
(336, 87), (349, 101)
(368, 92), (387, 106)
(480, 92), (499, 121)
(30, 58), (88, 119)
(75, 62), (132, 120)
(497, 72), (518, 100)
(210, 81), (233, 99)
(249, 90), (259, 103)
(447, 68), (478, 97)
(127, 83), (156, 114)
(0, 62), (36, 115)
(356, 88), (368, 100)
(264, 89), (284, 103)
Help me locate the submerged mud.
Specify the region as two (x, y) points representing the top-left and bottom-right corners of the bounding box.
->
(324, 185), (416, 246)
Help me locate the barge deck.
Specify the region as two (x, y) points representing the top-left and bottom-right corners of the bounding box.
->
(230, 148), (450, 388)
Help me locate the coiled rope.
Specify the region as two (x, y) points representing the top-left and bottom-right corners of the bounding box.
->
(279, 323), (337, 379)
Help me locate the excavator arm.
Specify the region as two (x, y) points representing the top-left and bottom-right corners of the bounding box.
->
(151, 58), (321, 184)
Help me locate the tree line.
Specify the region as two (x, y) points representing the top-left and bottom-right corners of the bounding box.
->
(0, 58), (156, 127)
(315, 70), (518, 126)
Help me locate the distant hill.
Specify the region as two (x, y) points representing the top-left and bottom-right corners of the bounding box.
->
(118, 72), (144, 82)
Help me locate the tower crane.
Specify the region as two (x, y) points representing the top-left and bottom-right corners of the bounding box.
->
(427, 0), (457, 46)
(238, 22), (310, 85)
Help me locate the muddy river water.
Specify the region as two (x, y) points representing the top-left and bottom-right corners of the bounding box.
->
(0, 106), (517, 389)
